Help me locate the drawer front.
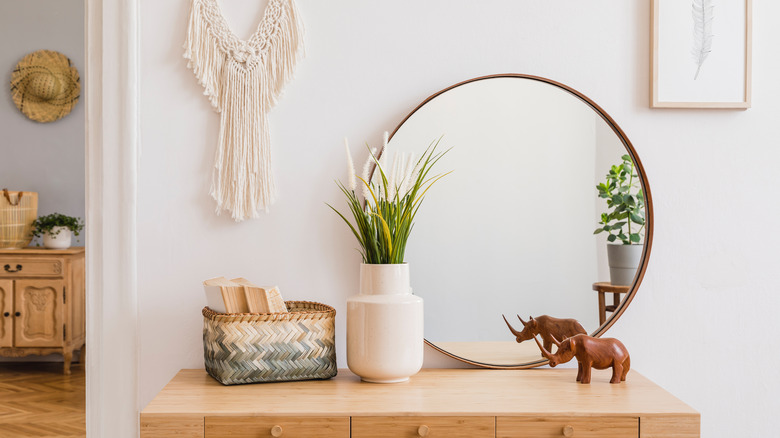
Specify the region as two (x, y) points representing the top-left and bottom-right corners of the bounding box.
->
(0, 258), (64, 278)
(497, 416), (638, 438)
(141, 414), (204, 438)
(352, 416), (495, 438)
(205, 416), (349, 438)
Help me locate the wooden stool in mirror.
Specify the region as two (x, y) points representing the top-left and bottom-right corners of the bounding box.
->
(593, 282), (630, 326)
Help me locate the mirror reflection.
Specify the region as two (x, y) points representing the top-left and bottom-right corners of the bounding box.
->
(387, 76), (647, 367)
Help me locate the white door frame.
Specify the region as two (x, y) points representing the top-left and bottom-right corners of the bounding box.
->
(85, 0), (140, 436)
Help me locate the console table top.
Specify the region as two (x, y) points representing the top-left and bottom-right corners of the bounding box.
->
(142, 368), (697, 417)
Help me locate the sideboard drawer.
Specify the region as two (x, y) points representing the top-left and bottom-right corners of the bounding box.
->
(205, 416), (349, 438)
(352, 416), (494, 438)
(497, 416), (638, 438)
(0, 258), (64, 278)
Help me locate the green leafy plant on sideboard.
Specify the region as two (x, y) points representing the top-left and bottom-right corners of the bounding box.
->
(31, 213), (84, 239)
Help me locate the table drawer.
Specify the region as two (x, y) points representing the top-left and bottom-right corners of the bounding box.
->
(205, 416), (349, 438)
(352, 416), (494, 438)
(0, 258), (64, 278)
(497, 416), (638, 438)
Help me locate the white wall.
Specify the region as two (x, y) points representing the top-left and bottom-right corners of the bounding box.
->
(139, 1), (780, 436)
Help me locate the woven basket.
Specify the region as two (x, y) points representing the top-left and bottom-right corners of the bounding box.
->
(203, 301), (337, 385)
(0, 190), (38, 249)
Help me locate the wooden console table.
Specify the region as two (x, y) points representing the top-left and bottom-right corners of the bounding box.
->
(0, 247), (85, 374)
(141, 368), (699, 437)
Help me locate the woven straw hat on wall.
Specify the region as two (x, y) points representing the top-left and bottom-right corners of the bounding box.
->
(10, 50), (80, 123)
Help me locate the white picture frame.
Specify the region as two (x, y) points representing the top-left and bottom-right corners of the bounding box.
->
(651, 0), (752, 108)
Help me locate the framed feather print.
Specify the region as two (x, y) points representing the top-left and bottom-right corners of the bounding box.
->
(651, 0), (752, 108)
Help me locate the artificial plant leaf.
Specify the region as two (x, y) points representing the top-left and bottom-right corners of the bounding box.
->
(630, 212), (644, 224)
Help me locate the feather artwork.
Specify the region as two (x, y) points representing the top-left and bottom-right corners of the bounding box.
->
(692, 0), (714, 80)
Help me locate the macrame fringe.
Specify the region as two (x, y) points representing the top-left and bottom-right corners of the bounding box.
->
(184, 0), (304, 221)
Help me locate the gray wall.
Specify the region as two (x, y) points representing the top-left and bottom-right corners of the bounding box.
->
(0, 0), (85, 245)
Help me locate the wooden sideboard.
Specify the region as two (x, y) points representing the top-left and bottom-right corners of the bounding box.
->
(141, 368), (699, 438)
(0, 247), (85, 374)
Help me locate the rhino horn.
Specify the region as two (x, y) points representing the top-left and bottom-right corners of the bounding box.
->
(503, 314), (522, 337)
(533, 334), (554, 360)
(517, 314), (528, 326)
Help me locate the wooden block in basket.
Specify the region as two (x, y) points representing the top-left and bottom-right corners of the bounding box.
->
(203, 277), (247, 313)
(231, 277), (287, 313)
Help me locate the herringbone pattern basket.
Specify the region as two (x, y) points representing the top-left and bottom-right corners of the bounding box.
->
(202, 301), (337, 385)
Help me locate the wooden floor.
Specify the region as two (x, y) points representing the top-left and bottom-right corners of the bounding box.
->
(0, 362), (85, 437)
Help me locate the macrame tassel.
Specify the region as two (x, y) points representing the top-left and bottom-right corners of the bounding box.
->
(184, 0), (304, 221)
(184, 0), (225, 109)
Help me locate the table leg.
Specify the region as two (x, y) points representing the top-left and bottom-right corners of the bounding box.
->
(598, 291), (606, 326)
(64, 350), (73, 375)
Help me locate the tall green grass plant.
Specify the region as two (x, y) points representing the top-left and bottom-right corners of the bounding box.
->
(329, 137), (450, 264)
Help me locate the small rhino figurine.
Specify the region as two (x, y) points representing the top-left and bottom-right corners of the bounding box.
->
(502, 314), (587, 356)
(533, 333), (630, 384)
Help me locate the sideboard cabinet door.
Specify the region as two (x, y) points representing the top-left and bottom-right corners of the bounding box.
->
(13, 279), (64, 348)
(0, 280), (12, 347)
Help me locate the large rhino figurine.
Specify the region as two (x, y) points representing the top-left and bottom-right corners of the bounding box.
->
(533, 333), (630, 384)
(502, 314), (587, 356)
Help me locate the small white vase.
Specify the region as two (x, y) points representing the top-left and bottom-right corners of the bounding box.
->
(43, 226), (72, 249)
(347, 263), (424, 383)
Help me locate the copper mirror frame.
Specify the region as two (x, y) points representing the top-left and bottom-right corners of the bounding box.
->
(383, 74), (654, 369)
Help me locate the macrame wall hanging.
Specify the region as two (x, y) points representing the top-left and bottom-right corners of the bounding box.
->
(184, 0), (304, 221)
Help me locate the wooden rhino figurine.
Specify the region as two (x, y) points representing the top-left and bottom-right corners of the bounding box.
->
(502, 314), (587, 356)
(533, 333), (630, 384)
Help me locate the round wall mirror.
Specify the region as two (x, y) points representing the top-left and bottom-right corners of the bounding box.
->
(386, 74), (653, 368)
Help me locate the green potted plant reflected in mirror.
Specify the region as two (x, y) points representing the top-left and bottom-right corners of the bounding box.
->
(31, 213), (84, 250)
(594, 155), (645, 286)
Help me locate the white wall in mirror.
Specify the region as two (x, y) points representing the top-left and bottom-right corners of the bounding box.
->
(391, 78), (629, 349)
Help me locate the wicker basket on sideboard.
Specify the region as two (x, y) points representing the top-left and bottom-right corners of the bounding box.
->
(0, 190), (38, 249)
(202, 301), (337, 385)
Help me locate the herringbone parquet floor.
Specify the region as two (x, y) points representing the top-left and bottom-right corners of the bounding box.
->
(0, 362), (85, 437)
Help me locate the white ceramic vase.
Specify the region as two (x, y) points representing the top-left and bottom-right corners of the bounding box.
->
(347, 263), (424, 383)
(43, 226), (72, 249)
